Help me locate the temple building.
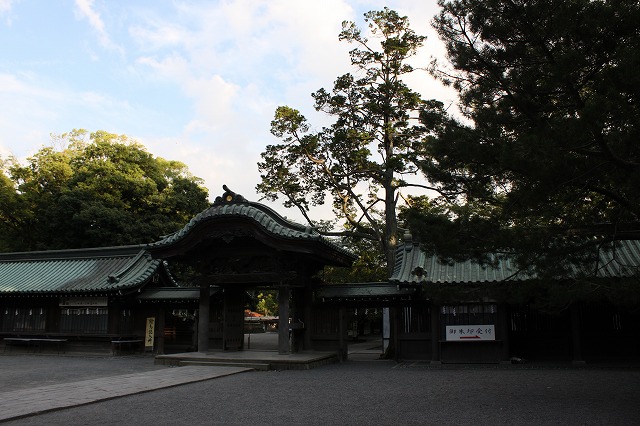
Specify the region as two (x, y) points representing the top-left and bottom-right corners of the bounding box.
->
(1, 186), (639, 364)
(306, 235), (640, 364)
(0, 187), (356, 358)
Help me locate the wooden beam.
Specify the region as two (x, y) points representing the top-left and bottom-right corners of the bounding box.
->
(203, 272), (297, 284)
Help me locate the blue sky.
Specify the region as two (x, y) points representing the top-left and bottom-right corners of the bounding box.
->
(0, 0), (455, 221)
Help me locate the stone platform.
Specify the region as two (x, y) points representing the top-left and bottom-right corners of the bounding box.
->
(154, 350), (339, 371)
(154, 333), (384, 371)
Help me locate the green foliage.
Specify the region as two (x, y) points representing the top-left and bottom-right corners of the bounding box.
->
(400, 195), (502, 264)
(258, 8), (445, 275)
(255, 291), (278, 316)
(406, 0), (640, 278)
(0, 129), (210, 251)
(322, 237), (387, 283)
(0, 158), (23, 251)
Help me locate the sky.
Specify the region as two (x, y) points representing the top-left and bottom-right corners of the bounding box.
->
(0, 0), (457, 222)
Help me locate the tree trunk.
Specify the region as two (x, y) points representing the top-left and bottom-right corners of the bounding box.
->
(384, 175), (398, 277)
(382, 180), (398, 358)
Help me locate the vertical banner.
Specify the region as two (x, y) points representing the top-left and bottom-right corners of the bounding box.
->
(145, 317), (155, 350)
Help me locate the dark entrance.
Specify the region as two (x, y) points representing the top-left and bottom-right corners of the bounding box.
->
(315, 283), (422, 360)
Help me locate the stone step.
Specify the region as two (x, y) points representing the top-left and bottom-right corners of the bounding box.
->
(178, 360), (271, 371)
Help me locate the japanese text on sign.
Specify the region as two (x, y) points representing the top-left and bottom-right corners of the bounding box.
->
(445, 324), (495, 341)
(145, 317), (155, 348)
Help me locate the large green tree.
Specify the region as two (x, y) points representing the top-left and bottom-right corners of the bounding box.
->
(0, 158), (22, 252)
(0, 129), (210, 251)
(406, 0), (640, 278)
(258, 8), (443, 274)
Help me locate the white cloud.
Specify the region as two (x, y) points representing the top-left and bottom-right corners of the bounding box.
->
(131, 1), (355, 94)
(129, 21), (190, 51)
(129, 1), (361, 151)
(73, 0), (122, 53)
(0, 72), (141, 162)
(135, 54), (190, 81)
(0, 0), (13, 14)
(185, 75), (239, 133)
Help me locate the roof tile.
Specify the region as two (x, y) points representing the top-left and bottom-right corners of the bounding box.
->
(391, 240), (640, 284)
(0, 247), (162, 294)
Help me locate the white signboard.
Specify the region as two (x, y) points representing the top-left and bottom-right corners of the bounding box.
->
(145, 317), (155, 349)
(445, 325), (495, 341)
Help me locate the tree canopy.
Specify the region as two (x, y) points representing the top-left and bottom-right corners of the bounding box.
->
(404, 0), (640, 279)
(0, 129), (210, 251)
(258, 8), (444, 275)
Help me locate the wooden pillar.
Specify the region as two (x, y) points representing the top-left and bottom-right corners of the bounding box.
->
(338, 306), (347, 361)
(198, 283), (210, 353)
(393, 307), (400, 361)
(156, 307), (165, 355)
(278, 286), (290, 355)
(571, 303), (586, 365)
(382, 307), (390, 353)
(499, 303), (510, 363)
(191, 309), (198, 350)
(289, 287), (307, 353)
(303, 287), (313, 351)
(430, 302), (441, 364)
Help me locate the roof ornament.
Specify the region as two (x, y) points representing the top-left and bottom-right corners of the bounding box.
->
(214, 185), (247, 206)
(412, 266), (425, 278)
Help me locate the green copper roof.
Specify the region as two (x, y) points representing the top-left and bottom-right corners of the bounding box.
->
(151, 202), (317, 245)
(0, 246), (163, 294)
(149, 186), (356, 263)
(390, 239), (640, 284)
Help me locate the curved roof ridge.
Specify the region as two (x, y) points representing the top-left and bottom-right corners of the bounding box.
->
(149, 189), (326, 248)
(148, 186), (355, 263)
(149, 200), (326, 248)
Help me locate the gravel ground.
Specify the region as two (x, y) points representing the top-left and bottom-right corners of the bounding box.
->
(1, 353), (639, 426)
(0, 353), (166, 392)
